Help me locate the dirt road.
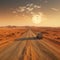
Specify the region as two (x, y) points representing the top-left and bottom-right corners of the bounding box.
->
(0, 29), (60, 60)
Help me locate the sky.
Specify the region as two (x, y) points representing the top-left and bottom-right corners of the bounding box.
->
(0, 0), (60, 27)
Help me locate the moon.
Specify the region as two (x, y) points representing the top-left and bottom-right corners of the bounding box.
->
(32, 15), (42, 24)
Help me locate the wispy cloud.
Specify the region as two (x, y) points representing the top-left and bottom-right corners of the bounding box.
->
(51, 8), (59, 12)
(18, 6), (26, 12)
(34, 5), (41, 8)
(26, 7), (34, 11)
(26, 3), (34, 7)
(12, 3), (41, 16)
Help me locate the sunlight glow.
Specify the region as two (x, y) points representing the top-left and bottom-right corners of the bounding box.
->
(32, 15), (42, 24)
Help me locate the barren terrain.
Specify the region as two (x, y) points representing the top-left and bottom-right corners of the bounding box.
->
(0, 27), (60, 60)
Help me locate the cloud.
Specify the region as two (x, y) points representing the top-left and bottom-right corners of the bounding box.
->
(18, 6), (26, 12)
(51, 8), (59, 11)
(20, 8), (25, 12)
(12, 3), (41, 15)
(26, 7), (34, 11)
(26, 3), (41, 10)
(34, 5), (41, 8)
(26, 3), (33, 7)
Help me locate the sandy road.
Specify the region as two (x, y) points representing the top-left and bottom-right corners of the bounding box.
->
(0, 29), (60, 60)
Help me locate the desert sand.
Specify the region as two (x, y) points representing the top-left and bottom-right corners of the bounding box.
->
(0, 27), (60, 60)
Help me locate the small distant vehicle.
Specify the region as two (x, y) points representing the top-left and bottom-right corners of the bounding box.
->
(36, 32), (43, 39)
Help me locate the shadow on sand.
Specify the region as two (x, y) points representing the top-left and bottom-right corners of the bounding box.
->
(15, 37), (42, 41)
